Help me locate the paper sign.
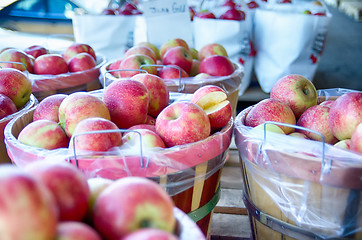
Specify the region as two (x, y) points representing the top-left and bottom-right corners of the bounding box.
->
(136, 0), (193, 47)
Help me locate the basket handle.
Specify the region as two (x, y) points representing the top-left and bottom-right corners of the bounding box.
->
(261, 121), (330, 174)
(140, 64), (185, 92)
(103, 68), (148, 87)
(68, 129), (148, 169)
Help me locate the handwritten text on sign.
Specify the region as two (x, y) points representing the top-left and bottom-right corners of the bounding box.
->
(143, 0), (187, 17)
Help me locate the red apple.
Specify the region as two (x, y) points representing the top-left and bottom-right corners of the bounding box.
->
(0, 93), (17, 119)
(162, 46), (193, 74)
(107, 58), (123, 78)
(159, 38), (190, 60)
(297, 105), (338, 144)
(131, 73), (169, 117)
(245, 98), (297, 134)
(63, 43), (96, 62)
(136, 41), (161, 60)
(122, 128), (166, 149)
(103, 79), (149, 129)
(189, 59), (200, 76)
(350, 122), (362, 153)
(33, 94), (67, 122)
(198, 43), (229, 61)
(158, 65), (189, 79)
(93, 176), (176, 239)
(288, 132), (309, 139)
(101, 8), (116, 15)
(155, 102), (211, 147)
(34, 53), (69, 75)
(0, 68), (32, 108)
(195, 10), (216, 19)
(270, 74), (318, 119)
(191, 85), (233, 130)
(334, 139), (351, 150)
(86, 177), (113, 222)
(0, 48), (34, 73)
(0, 164), (58, 240)
(68, 52), (97, 73)
(199, 55), (235, 76)
(128, 124), (156, 132)
(247, 1), (259, 8)
(69, 117), (123, 152)
(124, 45), (157, 63)
(18, 119), (69, 149)
(25, 161), (90, 222)
(223, 0), (237, 8)
(123, 228), (179, 240)
(319, 100), (334, 107)
(328, 92), (362, 140)
(119, 54), (157, 78)
(58, 92), (111, 137)
(24, 45), (48, 59)
(56, 221), (102, 240)
(219, 8), (246, 21)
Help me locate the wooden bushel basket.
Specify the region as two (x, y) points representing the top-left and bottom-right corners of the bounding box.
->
(0, 94), (37, 164)
(4, 107), (234, 239)
(30, 54), (106, 102)
(99, 61), (244, 118)
(234, 106), (362, 240)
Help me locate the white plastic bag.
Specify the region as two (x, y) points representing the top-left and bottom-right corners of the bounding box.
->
(253, 2), (332, 93)
(72, 15), (138, 60)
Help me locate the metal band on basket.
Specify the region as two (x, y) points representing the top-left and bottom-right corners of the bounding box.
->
(187, 185), (221, 223)
(242, 192), (350, 240)
(68, 129), (148, 168)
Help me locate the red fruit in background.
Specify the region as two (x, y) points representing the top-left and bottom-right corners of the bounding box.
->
(297, 105), (338, 144)
(68, 52), (97, 73)
(25, 161), (91, 222)
(33, 94), (67, 122)
(0, 165), (58, 240)
(0, 48), (34, 73)
(247, 1), (259, 8)
(69, 117), (123, 152)
(108, 59), (123, 78)
(199, 55), (235, 76)
(328, 92), (362, 140)
(34, 54), (68, 75)
(0, 93), (17, 119)
(56, 221), (102, 240)
(101, 8), (116, 15)
(189, 6), (196, 21)
(63, 43), (96, 62)
(162, 46), (193, 74)
(158, 65), (189, 79)
(223, 0), (237, 8)
(195, 10), (216, 19)
(24, 45), (48, 59)
(219, 8), (246, 20)
(245, 98), (297, 134)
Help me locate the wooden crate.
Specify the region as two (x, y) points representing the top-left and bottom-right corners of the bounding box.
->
(210, 140), (252, 240)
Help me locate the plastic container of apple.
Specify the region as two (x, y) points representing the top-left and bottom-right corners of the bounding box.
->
(0, 43), (106, 102)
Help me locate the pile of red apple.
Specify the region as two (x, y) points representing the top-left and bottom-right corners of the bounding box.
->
(17, 71), (233, 153)
(0, 68), (32, 120)
(100, 0), (142, 15)
(106, 38), (236, 81)
(0, 42), (99, 75)
(0, 161), (192, 239)
(243, 74), (362, 154)
(192, 0), (246, 21)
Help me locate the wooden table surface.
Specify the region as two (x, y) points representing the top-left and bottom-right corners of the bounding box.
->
(209, 139), (252, 240)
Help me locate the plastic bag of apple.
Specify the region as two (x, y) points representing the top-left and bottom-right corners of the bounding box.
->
(251, 0), (332, 93)
(0, 42), (106, 102)
(99, 38), (243, 117)
(0, 162), (206, 240)
(190, 0), (255, 96)
(72, 1), (142, 60)
(0, 68), (38, 163)
(234, 74), (362, 239)
(4, 74), (234, 236)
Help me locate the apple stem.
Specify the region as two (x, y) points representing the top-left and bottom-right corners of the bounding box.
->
(139, 219), (152, 228)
